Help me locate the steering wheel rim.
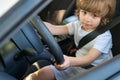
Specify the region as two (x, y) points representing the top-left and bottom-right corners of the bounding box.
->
(30, 16), (64, 64)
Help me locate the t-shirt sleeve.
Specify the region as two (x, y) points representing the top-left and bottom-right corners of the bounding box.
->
(66, 20), (81, 35)
(93, 31), (112, 54)
(66, 22), (75, 35)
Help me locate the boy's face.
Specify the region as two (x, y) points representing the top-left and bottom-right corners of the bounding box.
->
(79, 9), (101, 31)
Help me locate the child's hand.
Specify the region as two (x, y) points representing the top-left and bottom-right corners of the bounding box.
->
(54, 55), (71, 70)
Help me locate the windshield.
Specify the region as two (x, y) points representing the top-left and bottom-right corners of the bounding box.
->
(0, 0), (19, 18)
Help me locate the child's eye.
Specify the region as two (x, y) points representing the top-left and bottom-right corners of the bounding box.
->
(83, 11), (87, 14)
(93, 14), (97, 17)
(92, 13), (99, 18)
(81, 10), (87, 15)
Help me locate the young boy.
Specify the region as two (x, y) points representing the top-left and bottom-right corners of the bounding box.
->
(24, 0), (116, 80)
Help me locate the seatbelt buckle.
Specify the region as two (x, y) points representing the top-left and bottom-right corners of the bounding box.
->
(70, 48), (77, 54)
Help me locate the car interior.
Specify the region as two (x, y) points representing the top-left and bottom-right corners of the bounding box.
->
(0, 0), (120, 80)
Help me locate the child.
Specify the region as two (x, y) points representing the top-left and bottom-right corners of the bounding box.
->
(24, 0), (116, 80)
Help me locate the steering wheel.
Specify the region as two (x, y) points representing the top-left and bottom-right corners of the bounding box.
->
(30, 16), (64, 65)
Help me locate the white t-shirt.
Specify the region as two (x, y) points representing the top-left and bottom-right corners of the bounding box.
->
(66, 20), (113, 66)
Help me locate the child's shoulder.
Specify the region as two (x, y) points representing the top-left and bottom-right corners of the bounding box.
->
(98, 30), (112, 39)
(63, 15), (79, 24)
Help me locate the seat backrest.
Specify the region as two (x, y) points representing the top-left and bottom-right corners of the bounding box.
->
(39, 0), (76, 24)
(113, 0), (120, 18)
(110, 0), (120, 56)
(110, 23), (120, 56)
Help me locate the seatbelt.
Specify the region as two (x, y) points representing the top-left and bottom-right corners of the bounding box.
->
(77, 16), (120, 49)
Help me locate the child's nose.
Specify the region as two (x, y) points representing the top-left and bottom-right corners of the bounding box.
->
(85, 14), (92, 22)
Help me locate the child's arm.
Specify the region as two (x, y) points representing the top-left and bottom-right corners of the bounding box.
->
(44, 22), (69, 35)
(69, 48), (101, 67)
(55, 48), (101, 70)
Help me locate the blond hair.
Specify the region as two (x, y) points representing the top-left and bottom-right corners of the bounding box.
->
(76, 0), (116, 26)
